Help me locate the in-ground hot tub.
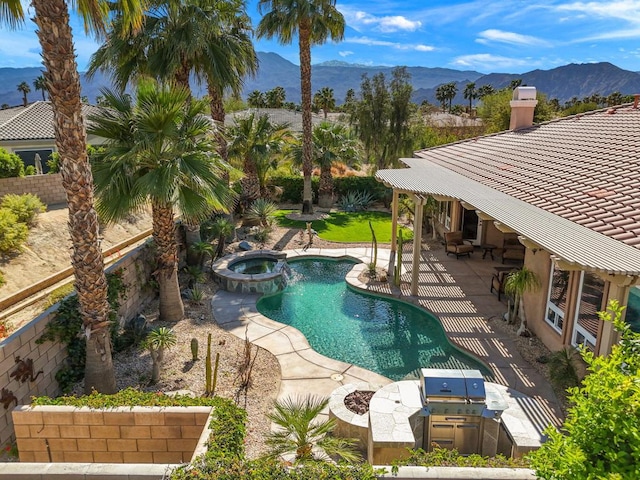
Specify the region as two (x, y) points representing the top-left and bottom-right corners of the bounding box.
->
(212, 250), (289, 295)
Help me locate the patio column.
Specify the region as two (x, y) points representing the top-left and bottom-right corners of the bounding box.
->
(411, 195), (425, 296)
(388, 189), (399, 277)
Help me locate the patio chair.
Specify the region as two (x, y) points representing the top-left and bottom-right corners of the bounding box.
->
(444, 231), (474, 259)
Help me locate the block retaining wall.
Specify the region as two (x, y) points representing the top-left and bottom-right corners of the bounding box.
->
(12, 405), (213, 464)
(0, 174), (66, 206)
(0, 245), (156, 447)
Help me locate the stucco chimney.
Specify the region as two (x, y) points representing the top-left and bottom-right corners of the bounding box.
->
(509, 86), (538, 130)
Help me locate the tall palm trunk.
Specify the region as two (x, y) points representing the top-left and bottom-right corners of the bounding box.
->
(33, 0), (115, 394)
(151, 200), (184, 322)
(318, 163), (333, 208)
(208, 83), (229, 178)
(299, 25), (314, 214)
(242, 155), (261, 205)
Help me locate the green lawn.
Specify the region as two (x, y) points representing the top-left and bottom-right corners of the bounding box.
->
(274, 210), (413, 243)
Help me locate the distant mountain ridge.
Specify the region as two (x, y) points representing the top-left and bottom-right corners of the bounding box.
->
(1, 53), (640, 108)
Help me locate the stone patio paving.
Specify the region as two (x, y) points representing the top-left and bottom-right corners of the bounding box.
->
(211, 244), (563, 437)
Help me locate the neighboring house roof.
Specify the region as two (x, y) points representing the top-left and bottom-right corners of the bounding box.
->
(424, 112), (483, 127)
(225, 108), (333, 132)
(0, 101), (101, 142)
(377, 103), (640, 275)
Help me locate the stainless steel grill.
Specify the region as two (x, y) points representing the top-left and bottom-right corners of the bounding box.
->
(419, 369), (490, 454)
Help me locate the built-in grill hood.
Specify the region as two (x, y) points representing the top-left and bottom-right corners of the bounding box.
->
(419, 368), (488, 417)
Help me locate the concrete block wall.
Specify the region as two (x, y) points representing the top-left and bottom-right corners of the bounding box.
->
(0, 245), (157, 448)
(12, 406), (213, 464)
(0, 174), (66, 206)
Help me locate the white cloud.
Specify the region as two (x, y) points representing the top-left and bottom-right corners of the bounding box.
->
(556, 1), (640, 21)
(339, 50), (354, 57)
(341, 8), (421, 32)
(476, 29), (552, 47)
(345, 36), (434, 52)
(450, 53), (539, 72)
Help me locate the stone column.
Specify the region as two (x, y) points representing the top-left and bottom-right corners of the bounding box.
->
(411, 195), (424, 296)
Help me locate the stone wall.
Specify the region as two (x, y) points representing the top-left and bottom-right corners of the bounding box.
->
(12, 405), (212, 463)
(0, 245), (156, 447)
(0, 173), (66, 206)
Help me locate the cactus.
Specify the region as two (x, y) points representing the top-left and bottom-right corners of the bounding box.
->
(368, 221), (378, 276)
(211, 352), (220, 396)
(205, 333), (212, 395)
(190, 338), (199, 361)
(394, 230), (403, 287)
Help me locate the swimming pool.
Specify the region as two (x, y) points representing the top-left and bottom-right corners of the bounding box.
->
(257, 258), (490, 381)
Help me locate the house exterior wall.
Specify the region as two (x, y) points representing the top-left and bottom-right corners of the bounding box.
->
(521, 249), (566, 352)
(0, 173), (66, 206)
(0, 245), (156, 447)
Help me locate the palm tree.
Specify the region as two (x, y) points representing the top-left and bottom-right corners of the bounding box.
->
(265, 86), (286, 108)
(89, 0), (256, 262)
(504, 267), (541, 335)
(265, 395), (360, 463)
(16, 81), (30, 106)
(247, 90), (266, 108)
(207, 217), (235, 259)
(143, 327), (177, 384)
(1, 0), (146, 395)
(463, 82), (476, 113)
(290, 121), (358, 208)
(257, 0), (345, 215)
(314, 86), (335, 118)
(477, 84), (495, 99)
(88, 82), (234, 322)
(435, 84), (447, 112)
(33, 75), (47, 101)
(227, 112), (290, 207)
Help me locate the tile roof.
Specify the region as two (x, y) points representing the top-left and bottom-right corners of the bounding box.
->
(0, 101), (101, 141)
(412, 104), (640, 250)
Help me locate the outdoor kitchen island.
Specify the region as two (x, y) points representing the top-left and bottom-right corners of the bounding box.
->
(366, 369), (545, 465)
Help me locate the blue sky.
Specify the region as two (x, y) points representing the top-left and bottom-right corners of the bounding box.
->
(2, 0), (640, 74)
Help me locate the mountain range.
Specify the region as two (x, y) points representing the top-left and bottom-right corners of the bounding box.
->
(2, 52), (640, 108)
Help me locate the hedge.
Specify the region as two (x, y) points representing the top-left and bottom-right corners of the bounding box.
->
(268, 175), (391, 205)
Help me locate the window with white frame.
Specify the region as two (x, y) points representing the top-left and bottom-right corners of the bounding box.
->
(438, 201), (451, 230)
(546, 265), (570, 333)
(571, 272), (604, 351)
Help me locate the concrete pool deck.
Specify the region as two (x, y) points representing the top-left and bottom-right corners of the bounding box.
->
(211, 245), (564, 434)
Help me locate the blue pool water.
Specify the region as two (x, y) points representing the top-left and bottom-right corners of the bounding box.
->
(257, 259), (490, 381)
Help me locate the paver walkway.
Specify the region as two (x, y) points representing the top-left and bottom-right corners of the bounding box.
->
(211, 245), (563, 434)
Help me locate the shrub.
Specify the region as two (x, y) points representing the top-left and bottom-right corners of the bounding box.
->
(47, 151), (60, 173)
(268, 175), (319, 204)
(0, 209), (28, 254)
(24, 165), (36, 176)
(0, 270), (5, 288)
(529, 300), (640, 479)
(333, 176), (390, 201)
(0, 148), (25, 178)
(1, 193), (46, 226)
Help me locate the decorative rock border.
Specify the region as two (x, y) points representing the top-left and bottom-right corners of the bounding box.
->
(211, 250), (288, 295)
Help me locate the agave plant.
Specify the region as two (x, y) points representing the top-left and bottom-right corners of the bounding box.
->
(245, 198), (278, 227)
(337, 190), (376, 212)
(264, 395), (360, 464)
